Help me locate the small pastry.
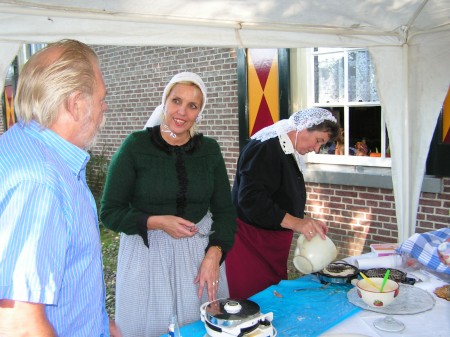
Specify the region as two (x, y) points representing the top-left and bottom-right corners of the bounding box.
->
(434, 284), (450, 301)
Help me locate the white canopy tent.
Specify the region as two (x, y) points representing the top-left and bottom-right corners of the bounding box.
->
(1, 0), (449, 242)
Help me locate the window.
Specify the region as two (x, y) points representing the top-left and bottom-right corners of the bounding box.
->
(305, 48), (391, 168)
(2, 43), (47, 131)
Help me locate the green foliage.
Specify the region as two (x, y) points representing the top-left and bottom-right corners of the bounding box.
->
(86, 146), (109, 212)
(85, 147), (118, 316)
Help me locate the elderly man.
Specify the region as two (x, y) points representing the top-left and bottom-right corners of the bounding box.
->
(0, 40), (121, 337)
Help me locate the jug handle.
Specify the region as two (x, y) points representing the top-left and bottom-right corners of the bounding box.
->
(297, 234), (306, 245)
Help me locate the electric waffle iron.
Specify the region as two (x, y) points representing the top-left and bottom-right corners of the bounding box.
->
(200, 298), (275, 337)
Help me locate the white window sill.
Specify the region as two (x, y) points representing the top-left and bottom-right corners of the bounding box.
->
(303, 163), (442, 193)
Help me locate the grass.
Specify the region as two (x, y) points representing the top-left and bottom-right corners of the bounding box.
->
(100, 225), (120, 319)
(85, 148), (120, 317)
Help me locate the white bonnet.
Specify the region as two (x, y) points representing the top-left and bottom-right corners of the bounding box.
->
(145, 72), (207, 128)
(251, 107), (337, 142)
(161, 72), (207, 115)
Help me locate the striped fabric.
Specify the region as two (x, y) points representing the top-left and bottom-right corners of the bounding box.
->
(398, 228), (450, 274)
(0, 121), (109, 336)
(115, 212), (229, 337)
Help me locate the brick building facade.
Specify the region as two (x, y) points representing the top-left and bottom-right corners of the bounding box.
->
(1, 45), (449, 276)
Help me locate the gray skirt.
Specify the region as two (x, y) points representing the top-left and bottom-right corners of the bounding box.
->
(114, 212), (229, 337)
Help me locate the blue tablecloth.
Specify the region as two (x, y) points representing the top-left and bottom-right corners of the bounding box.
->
(161, 274), (361, 337)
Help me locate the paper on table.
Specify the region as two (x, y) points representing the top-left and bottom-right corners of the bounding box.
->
(355, 255), (402, 270)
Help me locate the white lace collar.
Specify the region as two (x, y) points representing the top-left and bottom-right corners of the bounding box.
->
(278, 133), (294, 154)
(278, 133), (305, 172)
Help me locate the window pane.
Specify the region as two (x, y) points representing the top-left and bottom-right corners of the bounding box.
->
(319, 107), (344, 155)
(314, 53), (344, 103)
(348, 50), (379, 102)
(349, 107), (381, 155)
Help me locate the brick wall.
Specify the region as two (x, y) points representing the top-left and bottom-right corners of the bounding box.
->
(91, 45), (240, 182)
(417, 180), (450, 230)
(2, 46), (449, 272)
(288, 178), (450, 277)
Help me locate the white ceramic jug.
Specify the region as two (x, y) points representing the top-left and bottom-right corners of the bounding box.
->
(293, 234), (337, 274)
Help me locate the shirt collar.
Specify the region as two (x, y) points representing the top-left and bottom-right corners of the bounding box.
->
(278, 132), (306, 172)
(278, 133), (295, 154)
(22, 120), (90, 177)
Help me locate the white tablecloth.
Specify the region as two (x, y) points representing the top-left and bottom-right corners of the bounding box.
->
(320, 255), (450, 337)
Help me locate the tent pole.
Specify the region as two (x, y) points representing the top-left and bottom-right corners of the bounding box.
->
(400, 43), (410, 243)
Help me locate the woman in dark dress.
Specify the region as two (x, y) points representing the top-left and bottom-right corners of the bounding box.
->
(226, 108), (339, 299)
(101, 72), (236, 337)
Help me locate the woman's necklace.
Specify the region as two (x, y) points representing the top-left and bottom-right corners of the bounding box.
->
(161, 123), (176, 139)
(161, 124), (190, 146)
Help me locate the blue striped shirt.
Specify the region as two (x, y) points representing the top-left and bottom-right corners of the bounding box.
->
(0, 121), (109, 336)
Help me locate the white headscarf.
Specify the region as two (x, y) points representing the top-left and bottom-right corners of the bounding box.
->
(251, 107), (337, 142)
(144, 72), (208, 129)
(251, 107), (337, 172)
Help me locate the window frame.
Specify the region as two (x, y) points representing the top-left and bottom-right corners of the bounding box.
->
(304, 47), (392, 168)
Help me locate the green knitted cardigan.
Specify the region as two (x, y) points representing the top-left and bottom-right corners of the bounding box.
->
(100, 126), (236, 253)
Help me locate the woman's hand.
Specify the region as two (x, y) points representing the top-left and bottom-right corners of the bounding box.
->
(194, 246), (222, 301)
(146, 215), (199, 238)
(281, 213), (328, 240)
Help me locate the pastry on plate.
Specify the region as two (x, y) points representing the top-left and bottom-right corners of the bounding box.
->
(434, 284), (450, 301)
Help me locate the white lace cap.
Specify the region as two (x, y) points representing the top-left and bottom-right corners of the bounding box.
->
(251, 107), (337, 142)
(144, 72), (207, 128)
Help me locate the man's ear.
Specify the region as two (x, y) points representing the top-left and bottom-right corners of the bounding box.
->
(66, 91), (83, 121)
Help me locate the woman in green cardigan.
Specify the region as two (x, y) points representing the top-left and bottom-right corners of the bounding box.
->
(100, 72), (236, 337)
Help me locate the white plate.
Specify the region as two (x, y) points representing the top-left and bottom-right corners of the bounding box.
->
(347, 284), (435, 314)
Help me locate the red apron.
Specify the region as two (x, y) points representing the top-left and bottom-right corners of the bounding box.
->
(226, 218), (293, 299)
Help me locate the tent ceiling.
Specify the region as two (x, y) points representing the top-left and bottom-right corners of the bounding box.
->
(0, 0), (449, 47)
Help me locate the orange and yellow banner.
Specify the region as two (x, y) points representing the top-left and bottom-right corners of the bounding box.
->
(443, 87), (450, 144)
(4, 88), (15, 129)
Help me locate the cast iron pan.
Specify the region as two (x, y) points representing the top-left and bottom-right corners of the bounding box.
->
(316, 261), (359, 285)
(362, 267), (416, 285)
